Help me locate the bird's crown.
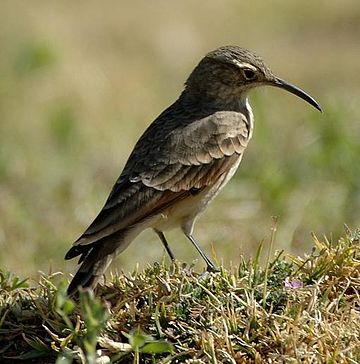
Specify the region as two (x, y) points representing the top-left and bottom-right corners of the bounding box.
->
(205, 45), (274, 80)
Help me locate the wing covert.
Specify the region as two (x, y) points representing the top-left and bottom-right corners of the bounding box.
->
(133, 110), (250, 192)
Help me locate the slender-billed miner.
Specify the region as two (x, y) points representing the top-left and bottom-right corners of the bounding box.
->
(65, 45), (321, 296)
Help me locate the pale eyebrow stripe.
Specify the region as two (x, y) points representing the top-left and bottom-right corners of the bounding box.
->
(231, 60), (257, 71)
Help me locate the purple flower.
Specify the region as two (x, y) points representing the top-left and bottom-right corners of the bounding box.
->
(284, 278), (303, 289)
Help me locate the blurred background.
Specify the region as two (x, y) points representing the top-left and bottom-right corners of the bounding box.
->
(0, 1), (359, 280)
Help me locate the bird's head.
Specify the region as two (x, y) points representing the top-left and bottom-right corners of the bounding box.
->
(185, 45), (321, 112)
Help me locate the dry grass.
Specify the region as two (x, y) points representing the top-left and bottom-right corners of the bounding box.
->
(1, 1), (360, 278)
(1, 229), (359, 363)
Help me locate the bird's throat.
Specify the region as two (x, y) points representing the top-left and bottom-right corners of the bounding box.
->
(239, 97), (254, 139)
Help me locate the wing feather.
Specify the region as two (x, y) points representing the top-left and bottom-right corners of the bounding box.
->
(70, 108), (250, 250)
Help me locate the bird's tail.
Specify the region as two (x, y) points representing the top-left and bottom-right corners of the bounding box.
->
(66, 228), (135, 296)
(67, 259), (111, 297)
(66, 244), (114, 297)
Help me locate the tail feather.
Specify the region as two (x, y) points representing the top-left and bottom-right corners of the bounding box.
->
(67, 270), (98, 297)
(66, 246), (113, 297)
(66, 230), (130, 296)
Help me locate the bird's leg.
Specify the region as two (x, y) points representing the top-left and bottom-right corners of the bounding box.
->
(155, 230), (176, 261)
(185, 234), (219, 272)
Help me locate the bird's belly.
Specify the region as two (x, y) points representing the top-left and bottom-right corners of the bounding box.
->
(153, 155), (243, 233)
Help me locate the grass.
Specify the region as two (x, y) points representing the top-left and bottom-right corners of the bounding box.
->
(1, 1), (360, 278)
(1, 229), (359, 363)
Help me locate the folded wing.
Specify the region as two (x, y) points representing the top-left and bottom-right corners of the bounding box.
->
(65, 109), (250, 260)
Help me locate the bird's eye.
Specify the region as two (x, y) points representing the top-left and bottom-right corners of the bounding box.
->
(243, 69), (256, 80)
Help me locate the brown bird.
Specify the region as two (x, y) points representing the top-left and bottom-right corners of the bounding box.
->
(65, 45), (321, 295)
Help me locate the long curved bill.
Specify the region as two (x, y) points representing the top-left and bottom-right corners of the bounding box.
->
(271, 77), (322, 112)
